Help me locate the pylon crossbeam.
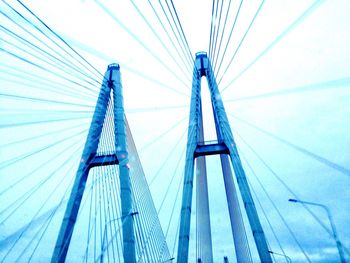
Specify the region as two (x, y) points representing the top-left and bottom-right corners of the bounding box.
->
(194, 142), (229, 157)
(89, 154), (119, 168)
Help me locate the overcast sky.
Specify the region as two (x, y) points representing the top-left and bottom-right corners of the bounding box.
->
(1, 0), (350, 262)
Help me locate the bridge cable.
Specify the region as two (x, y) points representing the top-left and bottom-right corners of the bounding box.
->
(239, 149), (291, 261)
(212, 0), (232, 72)
(82, 172), (96, 263)
(2, 1), (103, 86)
(230, 113), (350, 177)
(126, 104), (188, 114)
(0, 139), (83, 228)
(95, 0), (190, 92)
(0, 128), (87, 171)
(145, 128), (187, 196)
(14, 160), (89, 262)
(159, 2), (195, 84)
(147, 0), (193, 75)
(127, 122), (172, 261)
(0, 69), (97, 103)
(208, 0), (216, 61)
(246, 180), (278, 263)
(220, 0), (325, 93)
(129, 0), (192, 84)
(109, 165), (124, 262)
(0, 9), (102, 88)
(0, 143), (84, 261)
(54, 150), (115, 261)
(168, 0), (195, 67)
(0, 92), (94, 110)
(208, 0), (219, 61)
(0, 121), (86, 150)
(0, 125), (87, 197)
(233, 127), (350, 259)
(156, 146), (186, 216)
(0, 139), (85, 225)
(0, 61), (98, 105)
(223, 77), (350, 103)
(214, 0), (244, 78)
(28, 176), (86, 262)
(14, 0), (104, 80)
(154, 0), (194, 72)
(0, 47), (99, 99)
(126, 124), (186, 261)
(18, 32), (190, 98)
(217, 0), (265, 85)
(139, 116), (187, 153)
(0, 40), (99, 98)
(210, 0), (224, 65)
(0, 23), (102, 92)
(232, 129), (320, 262)
(133, 136), (165, 262)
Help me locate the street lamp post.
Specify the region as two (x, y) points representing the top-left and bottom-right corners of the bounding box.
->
(288, 198), (346, 263)
(268, 250), (291, 263)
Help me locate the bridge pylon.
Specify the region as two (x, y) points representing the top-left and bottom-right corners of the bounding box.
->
(51, 64), (136, 263)
(177, 52), (272, 263)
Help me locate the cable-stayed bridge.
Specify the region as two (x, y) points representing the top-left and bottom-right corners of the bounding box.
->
(1, 0), (350, 262)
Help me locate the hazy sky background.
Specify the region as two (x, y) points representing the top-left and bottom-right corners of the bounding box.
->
(1, 0), (350, 262)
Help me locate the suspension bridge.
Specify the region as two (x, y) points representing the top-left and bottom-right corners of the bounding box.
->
(0, 0), (350, 262)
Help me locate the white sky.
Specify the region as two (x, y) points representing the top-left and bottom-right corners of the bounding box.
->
(1, 0), (350, 262)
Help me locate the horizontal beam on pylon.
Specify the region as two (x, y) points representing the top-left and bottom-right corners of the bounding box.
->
(88, 153), (119, 168)
(194, 142), (229, 158)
